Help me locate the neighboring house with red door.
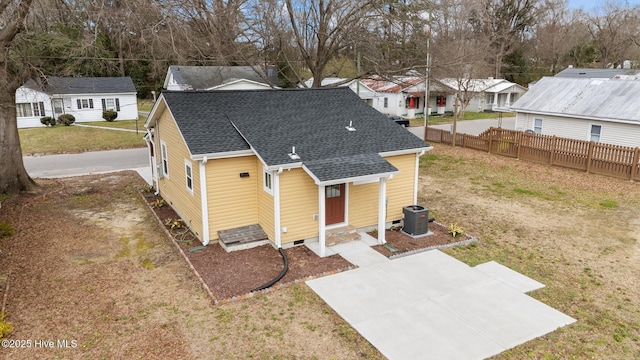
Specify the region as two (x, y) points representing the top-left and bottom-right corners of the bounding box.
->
(302, 75), (459, 118)
(439, 77), (526, 113)
(15, 77), (138, 128)
(511, 76), (640, 147)
(144, 87), (432, 257)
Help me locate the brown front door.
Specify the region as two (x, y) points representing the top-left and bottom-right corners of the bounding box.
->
(325, 184), (345, 225)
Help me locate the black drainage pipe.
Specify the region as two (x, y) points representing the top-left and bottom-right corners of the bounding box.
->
(251, 247), (288, 293)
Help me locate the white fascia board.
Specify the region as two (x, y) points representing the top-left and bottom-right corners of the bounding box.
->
(302, 164), (400, 186)
(191, 149), (254, 161)
(513, 110), (640, 125)
(379, 146), (433, 158)
(144, 94), (167, 128)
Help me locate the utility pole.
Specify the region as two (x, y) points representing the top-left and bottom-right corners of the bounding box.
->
(423, 23), (431, 140)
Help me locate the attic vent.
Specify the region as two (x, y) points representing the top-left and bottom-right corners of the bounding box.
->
(288, 146), (300, 160)
(345, 121), (356, 132)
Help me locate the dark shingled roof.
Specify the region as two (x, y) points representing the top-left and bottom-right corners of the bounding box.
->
(25, 77), (137, 94)
(160, 87), (430, 181)
(167, 65), (277, 90)
(304, 154), (398, 182)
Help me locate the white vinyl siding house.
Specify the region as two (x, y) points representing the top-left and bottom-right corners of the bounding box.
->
(512, 77), (640, 148)
(15, 77), (138, 128)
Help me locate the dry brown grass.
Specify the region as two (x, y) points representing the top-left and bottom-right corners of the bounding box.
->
(420, 145), (640, 359)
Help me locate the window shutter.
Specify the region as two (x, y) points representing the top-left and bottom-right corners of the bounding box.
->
(115, 98), (120, 111)
(39, 102), (45, 116)
(77, 99), (81, 109)
(89, 99), (94, 109)
(101, 99), (106, 109)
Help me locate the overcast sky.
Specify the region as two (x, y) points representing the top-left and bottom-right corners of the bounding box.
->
(567, 0), (640, 11)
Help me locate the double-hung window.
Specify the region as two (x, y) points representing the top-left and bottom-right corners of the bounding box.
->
(101, 98), (121, 111)
(16, 102), (45, 117)
(590, 124), (602, 142)
(160, 141), (169, 178)
(77, 99), (94, 109)
(185, 160), (193, 194)
(534, 118), (542, 134)
(263, 168), (273, 195)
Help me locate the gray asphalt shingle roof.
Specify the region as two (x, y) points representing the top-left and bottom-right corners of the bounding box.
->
(167, 66), (275, 90)
(161, 88), (429, 181)
(25, 77), (137, 94)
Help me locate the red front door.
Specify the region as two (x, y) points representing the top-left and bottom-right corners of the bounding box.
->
(325, 184), (345, 225)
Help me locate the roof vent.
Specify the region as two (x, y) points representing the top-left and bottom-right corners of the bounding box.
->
(345, 121), (356, 132)
(288, 146), (300, 160)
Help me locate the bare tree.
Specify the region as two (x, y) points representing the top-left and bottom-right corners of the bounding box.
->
(469, 0), (540, 78)
(0, 0), (38, 194)
(586, 2), (640, 68)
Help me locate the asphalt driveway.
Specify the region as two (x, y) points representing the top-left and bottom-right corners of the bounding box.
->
(307, 248), (575, 360)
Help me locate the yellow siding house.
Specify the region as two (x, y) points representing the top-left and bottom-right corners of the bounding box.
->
(145, 87), (432, 257)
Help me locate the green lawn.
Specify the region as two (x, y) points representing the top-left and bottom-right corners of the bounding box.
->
(409, 111), (515, 126)
(20, 120), (146, 156)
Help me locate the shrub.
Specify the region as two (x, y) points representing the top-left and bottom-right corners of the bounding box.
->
(447, 223), (464, 238)
(57, 114), (76, 126)
(39, 116), (55, 127)
(0, 221), (14, 238)
(0, 312), (12, 339)
(102, 110), (118, 122)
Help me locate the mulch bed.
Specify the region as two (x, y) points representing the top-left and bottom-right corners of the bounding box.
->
(142, 191), (475, 303)
(370, 222), (477, 258)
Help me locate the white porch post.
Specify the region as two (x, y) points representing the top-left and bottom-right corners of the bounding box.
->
(492, 92), (498, 107)
(274, 170), (281, 248)
(318, 185), (326, 257)
(199, 158), (209, 245)
(505, 92), (511, 106)
(378, 177), (387, 245)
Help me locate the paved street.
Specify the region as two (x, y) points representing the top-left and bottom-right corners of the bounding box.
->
(23, 148), (152, 184)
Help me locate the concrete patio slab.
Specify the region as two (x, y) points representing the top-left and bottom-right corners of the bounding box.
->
(475, 260), (545, 293)
(307, 249), (575, 360)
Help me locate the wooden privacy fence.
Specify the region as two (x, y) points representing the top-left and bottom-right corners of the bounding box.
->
(425, 127), (640, 181)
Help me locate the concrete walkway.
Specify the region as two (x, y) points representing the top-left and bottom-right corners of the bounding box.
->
(307, 243), (575, 359)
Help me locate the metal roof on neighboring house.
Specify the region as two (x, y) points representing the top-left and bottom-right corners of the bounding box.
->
(155, 87), (430, 181)
(554, 67), (640, 79)
(510, 76), (640, 123)
(165, 65), (276, 90)
(24, 77), (137, 95)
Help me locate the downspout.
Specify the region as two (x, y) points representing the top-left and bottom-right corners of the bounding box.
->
(414, 150), (425, 204)
(274, 167), (283, 248)
(154, 117), (160, 195)
(144, 130), (156, 189)
(200, 156), (210, 245)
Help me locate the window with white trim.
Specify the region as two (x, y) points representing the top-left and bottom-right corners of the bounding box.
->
(16, 102), (45, 117)
(160, 141), (169, 177)
(101, 98), (121, 111)
(534, 118), (542, 134)
(185, 160), (193, 194)
(77, 98), (94, 109)
(590, 124), (602, 142)
(263, 168), (273, 195)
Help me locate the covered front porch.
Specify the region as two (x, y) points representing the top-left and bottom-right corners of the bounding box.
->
(303, 153), (399, 257)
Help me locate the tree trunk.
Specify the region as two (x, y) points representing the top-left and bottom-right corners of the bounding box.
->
(0, 92), (37, 194)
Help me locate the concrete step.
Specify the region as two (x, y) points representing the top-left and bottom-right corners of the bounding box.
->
(326, 225), (357, 238)
(326, 230), (361, 247)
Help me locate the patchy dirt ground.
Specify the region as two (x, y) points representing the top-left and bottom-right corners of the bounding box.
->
(2, 142), (640, 359)
(0, 173), (383, 359)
